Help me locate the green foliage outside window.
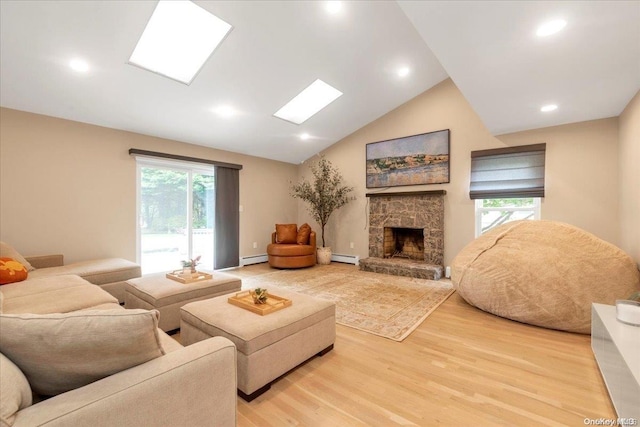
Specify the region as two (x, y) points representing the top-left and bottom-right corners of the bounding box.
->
(140, 168), (214, 233)
(480, 198), (536, 233)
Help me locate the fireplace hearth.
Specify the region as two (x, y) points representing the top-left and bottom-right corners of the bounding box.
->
(360, 191), (445, 280)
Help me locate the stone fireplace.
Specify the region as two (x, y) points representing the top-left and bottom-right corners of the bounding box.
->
(359, 190), (445, 280)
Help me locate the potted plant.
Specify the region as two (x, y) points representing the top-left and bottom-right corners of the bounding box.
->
(180, 256), (201, 274)
(290, 156), (355, 265)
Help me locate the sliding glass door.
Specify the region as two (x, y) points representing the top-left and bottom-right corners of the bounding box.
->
(137, 161), (215, 274)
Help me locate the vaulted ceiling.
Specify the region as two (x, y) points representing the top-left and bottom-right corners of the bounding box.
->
(1, 1), (638, 164)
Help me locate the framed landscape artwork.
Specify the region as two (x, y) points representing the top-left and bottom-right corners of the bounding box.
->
(366, 129), (450, 188)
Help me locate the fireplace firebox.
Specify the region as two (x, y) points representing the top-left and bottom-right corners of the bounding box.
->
(384, 227), (424, 260)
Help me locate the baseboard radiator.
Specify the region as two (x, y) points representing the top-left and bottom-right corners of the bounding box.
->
(239, 254), (268, 266)
(240, 253), (359, 266)
(331, 254), (360, 265)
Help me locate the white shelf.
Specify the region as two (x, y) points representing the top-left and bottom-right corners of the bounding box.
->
(591, 303), (640, 419)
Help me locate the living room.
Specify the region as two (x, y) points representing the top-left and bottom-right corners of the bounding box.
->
(1, 1), (639, 426)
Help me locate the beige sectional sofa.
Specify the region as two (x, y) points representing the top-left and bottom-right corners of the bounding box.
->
(25, 254), (141, 303)
(0, 242), (141, 302)
(0, 274), (237, 427)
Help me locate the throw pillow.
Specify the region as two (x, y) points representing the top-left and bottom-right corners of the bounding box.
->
(297, 223), (312, 245)
(0, 258), (28, 285)
(0, 353), (32, 427)
(0, 243), (34, 272)
(0, 353), (32, 426)
(275, 224), (298, 244)
(0, 309), (165, 396)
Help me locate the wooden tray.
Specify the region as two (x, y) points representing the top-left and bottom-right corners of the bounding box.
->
(228, 290), (292, 315)
(166, 271), (213, 284)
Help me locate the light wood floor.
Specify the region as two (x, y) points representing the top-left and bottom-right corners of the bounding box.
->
(192, 263), (616, 426)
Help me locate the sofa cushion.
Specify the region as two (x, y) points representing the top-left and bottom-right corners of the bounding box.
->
(0, 242), (34, 272)
(0, 258), (28, 285)
(296, 223), (311, 245)
(0, 275), (118, 314)
(28, 258), (140, 286)
(0, 353), (32, 427)
(0, 309), (165, 396)
(275, 224), (298, 244)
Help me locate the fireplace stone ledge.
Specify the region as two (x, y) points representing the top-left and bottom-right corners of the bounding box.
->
(359, 257), (443, 281)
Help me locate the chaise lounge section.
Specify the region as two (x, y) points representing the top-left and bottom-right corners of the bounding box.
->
(1, 242), (141, 302)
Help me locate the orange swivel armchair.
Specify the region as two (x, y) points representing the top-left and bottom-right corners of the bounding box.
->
(267, 223), (316, 269)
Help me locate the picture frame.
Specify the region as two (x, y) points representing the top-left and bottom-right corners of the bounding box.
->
(366, 129), (450, 188)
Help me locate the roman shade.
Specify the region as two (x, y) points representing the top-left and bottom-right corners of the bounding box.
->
(469, 143), (546, 199)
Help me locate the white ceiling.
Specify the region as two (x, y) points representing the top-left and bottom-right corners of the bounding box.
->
(1, 1), (638, 164)
(399, 1), (640, 135)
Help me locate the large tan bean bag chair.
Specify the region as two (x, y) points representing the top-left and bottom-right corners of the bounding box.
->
(451, 220), (640, 334)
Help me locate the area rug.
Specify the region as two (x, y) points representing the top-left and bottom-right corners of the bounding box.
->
(241, 264), (454, 341)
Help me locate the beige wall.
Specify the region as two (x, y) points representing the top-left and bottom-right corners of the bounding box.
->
(0, 108), (298, 264)
(618, 90), (640, 265)
(2, 81), (632, 269)
(297, 79), (621, 267)
(497, 118), (619, 246)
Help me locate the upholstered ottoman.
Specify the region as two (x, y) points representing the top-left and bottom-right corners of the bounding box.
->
(124, 272), (241, 332)
(180, 287), (335, 401)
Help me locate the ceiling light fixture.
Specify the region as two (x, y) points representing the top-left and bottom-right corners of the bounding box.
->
(274, 79), (343, 125)
(326, 1), (342, 14)
(214, 105), (236, 118)
(300, 133), (310, 140)
(540, 104), (558, 112)
(397, 66), (410, 78)
(69, 59), (89, 72)
(129, 0), (232, 85)
(536, 19), (567, 37)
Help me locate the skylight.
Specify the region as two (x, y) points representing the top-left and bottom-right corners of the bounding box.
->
(129, 1), (232, 85)
(274, 79), (343, 125)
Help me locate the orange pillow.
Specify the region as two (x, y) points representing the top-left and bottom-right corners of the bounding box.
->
(0, 257), (28, 285)
(297, 223), (311, 245)
(275, 224), (298, 244)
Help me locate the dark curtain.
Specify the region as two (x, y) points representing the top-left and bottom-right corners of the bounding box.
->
(214, 166), (240, 269)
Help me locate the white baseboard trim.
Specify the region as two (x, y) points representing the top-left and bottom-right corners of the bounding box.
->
(331, 253), (360, 265)
(240, 254), (268, 266)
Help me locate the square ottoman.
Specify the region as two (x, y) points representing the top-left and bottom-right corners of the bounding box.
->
(180, 286), (335, 401)
(125, 272), (241, 332)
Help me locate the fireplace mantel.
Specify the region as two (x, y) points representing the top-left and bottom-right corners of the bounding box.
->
(365, 190), (446, 198)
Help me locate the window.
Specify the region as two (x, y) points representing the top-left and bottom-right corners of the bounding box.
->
(137, 159), (215, 274)
(131, 148), (242, 272)
(469, 143), (546, 236)
(475, 198), (540, 236)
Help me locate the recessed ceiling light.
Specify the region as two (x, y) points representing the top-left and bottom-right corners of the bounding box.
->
(214, 105), (236, 118)
(326, 1), (342, 14)
(69, 59), (89, 72)
(540, 104), (558, 112)
(300, 133), (310, 140)
(536, 19), (567, 37)
(274, 79), (343, 125)
(129, 0), (232, 85)
(397, 67), (410, 78)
